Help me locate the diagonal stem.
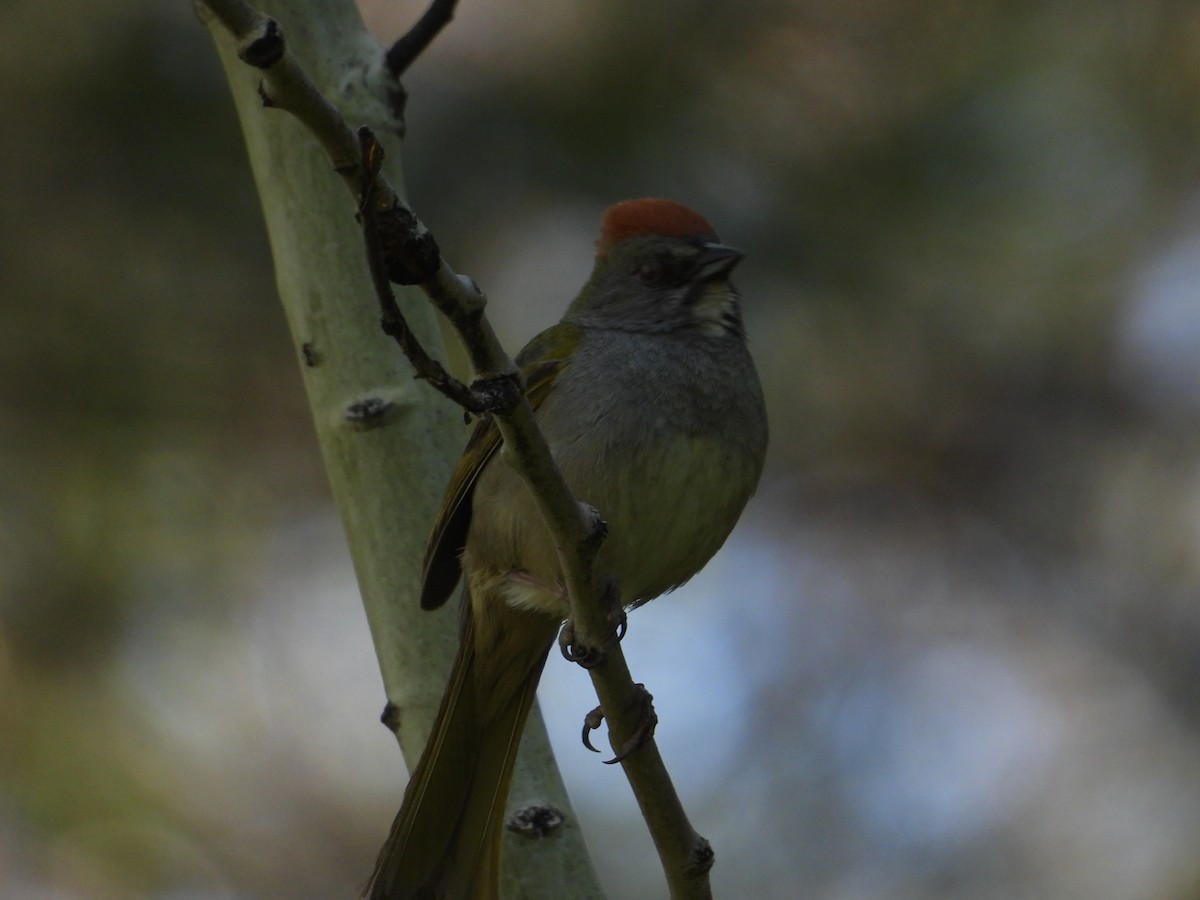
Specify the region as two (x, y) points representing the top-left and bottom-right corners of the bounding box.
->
(386, 0), (460, 77)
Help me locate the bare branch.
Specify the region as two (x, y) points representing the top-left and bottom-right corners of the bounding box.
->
(386, 0), (459, 77)
(200, 0), (364, 179)
(356, 128), (486, 411)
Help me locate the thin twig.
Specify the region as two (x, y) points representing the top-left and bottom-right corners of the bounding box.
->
(356, 128), (485, 411)
(386, 0), (459, 77)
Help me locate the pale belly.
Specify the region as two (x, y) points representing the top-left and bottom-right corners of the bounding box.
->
(464, 431), (759, 618)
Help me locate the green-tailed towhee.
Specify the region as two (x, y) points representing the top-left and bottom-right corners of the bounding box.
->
(367, 198), (768, 899)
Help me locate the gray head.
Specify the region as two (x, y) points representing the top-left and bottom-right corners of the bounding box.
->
(566, 198), (746, 338)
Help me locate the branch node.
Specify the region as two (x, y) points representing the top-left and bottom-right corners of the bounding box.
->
(355, 127), (440, 285)
(345, 393), (399, 428)
(467, 372), (522, 415)
(505, 804), (565, 839)
(238, 16), (284, 69)
(378, 202), (442, 285)
(380, 701), (401, 734)
(685, 836), (715, 877)
(387, 85), (409, 126)
(255, 80), (277, 108)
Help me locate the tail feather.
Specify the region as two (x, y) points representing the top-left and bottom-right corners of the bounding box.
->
(367, 597), (558, 900)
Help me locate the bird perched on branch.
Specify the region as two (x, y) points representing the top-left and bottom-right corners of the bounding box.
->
(367, 198), (768, 899)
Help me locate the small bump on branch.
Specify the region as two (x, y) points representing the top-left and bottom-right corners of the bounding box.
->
(506, 805), (565, 839)
(344, 394), (399, 429)
(380, 701), (401, 734)
(237, 16), (284, 68)
(686, 837), (715, 878)
(376, 203), (442, 286)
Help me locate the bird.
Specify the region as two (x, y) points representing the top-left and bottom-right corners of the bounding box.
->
(366, 198), (768, 899)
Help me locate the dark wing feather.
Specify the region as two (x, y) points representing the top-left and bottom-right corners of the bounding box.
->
(418, 323), (582, 610)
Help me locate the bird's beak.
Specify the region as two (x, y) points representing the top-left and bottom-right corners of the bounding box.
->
(697, 242), (745, 281)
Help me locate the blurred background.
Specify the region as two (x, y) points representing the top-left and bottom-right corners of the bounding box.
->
(4, 0), (1200, 897)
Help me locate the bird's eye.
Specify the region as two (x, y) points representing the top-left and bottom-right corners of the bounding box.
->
(637, 260), (665, 285)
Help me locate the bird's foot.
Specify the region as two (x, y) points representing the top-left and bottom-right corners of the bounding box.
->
(580, 683), (658, 764)
(558, 576), (625, 668)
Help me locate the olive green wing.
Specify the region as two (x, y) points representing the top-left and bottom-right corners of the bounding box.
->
(418, 323), (582, 610)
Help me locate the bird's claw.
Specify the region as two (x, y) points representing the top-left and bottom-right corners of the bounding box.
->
(557, 577), (625, 668)
(558, 619), (605, 668)
(581, 705), (605, 753)
(578, 684), (658, 765)
(612, 604), (628, 641)
(607, 684), (657, 764)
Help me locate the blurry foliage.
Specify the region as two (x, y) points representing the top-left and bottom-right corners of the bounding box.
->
(3, 0), (1200, 897)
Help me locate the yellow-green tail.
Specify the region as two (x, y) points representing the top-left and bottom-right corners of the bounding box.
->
(366, 599), (558, 900)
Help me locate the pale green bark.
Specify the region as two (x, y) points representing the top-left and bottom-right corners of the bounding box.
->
(205, 0), (460, 762)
